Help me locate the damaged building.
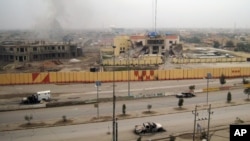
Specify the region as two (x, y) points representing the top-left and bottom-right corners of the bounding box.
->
(0, 41), (82, 62)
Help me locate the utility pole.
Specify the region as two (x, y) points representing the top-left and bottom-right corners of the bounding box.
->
(95, 80), (101, 118)
(127, 40), (131, 97)
(112, 46), (116, 141)
(116, 118), (118, 141)
(192, 104), (213, 141)
(207, 104), (213, 141)
(206, 73), (212, 105)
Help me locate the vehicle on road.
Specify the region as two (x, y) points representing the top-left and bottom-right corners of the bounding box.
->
(22, 90), (51, 104)
(176, 92), (195, 98)
(134, 122), (165, 134)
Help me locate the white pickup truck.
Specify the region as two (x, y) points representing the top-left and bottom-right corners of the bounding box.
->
(22, 90), (51, 104)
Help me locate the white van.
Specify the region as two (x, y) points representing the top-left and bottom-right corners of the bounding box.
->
(36, 90), (51, 101)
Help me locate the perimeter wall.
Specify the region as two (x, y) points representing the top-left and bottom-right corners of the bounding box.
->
(0, 67), (250, 85)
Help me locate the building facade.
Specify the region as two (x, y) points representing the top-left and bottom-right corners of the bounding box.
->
(0, 41), (80, 62)
(165, 34), (180, 50)
(145, 32), (165, 55)
(113, 35), (130, 56)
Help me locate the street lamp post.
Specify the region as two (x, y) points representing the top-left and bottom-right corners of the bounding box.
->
(95, 80), (101, 118)
(127, 40), (131, 96)
(206, 73), (212, 105)
(112, 45), (116, 141)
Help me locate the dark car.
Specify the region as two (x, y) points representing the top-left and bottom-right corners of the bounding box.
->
(176, 92), (195, 98)
(134, 122), (165, 134)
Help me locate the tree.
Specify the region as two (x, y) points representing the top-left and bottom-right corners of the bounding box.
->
(243, 78), (249, 84)
(24, 114), (33, 125)
(186, 36), (201, 43)
(170, 135), (176, 141)
(236, 43), (250, 52)
(189, 85), (195, 93)
(62, 115), (67, 122)
(244, 88), (250, 100)
(225, 40), (234, 47)
(200, 131), (208, 140)
(137, 136), (142, 141)
(213, 41), (220, 48)
(147, 104), (152, 112)
(219, 74), (226, 86)
(178, 98), (184, 108)
(227, 91), (232, 103)
(122, 104), (126, 115)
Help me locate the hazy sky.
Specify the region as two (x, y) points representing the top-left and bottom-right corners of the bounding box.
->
(0, 0), (249, 30)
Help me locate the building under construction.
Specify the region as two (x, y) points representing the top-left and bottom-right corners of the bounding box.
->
(0, 41), (81, 63)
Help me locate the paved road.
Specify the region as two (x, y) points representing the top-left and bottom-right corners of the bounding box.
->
(1, 104), (249, 141)
(0, 88), (246, 125)
(0, 78), (242, 99)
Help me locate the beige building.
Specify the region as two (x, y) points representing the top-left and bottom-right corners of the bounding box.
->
(113, 35), (130, 56)
(112, 34), (179, 57)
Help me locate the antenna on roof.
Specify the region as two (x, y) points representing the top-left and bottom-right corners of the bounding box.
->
(152, 0), (157, 33)
(155, 0), (157, 33)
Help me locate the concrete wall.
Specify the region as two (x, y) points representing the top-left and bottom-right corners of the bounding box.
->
(0, 67), (250, 85)
(102, 55), (163, 65)
(171, 57), (247, 63)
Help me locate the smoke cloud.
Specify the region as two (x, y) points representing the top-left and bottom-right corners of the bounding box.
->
(32, 0), (68, 41)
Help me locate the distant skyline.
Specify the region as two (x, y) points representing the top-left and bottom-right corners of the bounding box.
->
(0, 0), (250, 30)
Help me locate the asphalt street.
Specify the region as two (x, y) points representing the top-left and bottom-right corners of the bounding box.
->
(0, 89), (246, 124)
(0, 104), (249, 141)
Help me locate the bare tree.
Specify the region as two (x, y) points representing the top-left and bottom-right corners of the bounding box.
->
(24, 114), (33, 125)
(244, 88), (250, 100)
(147, 104), (152, 112)
(122, 104), (126, 115)
(178, 98), (184, 108)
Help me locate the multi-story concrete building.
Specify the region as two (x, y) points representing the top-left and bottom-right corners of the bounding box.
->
(111, 33), (179, 57)
(145, 32), (165, 55)
(130, 35), (146, 46)
(0, 41), (80, 62)
(165, 34), (180, 50)
(130, 33), (179, 52)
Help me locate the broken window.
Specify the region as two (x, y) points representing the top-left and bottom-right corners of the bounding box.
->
(33, 47), (37, 51)
(33, 55), (38, 59)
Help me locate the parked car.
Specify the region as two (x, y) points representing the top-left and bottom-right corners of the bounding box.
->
(134, 122), (165, 134)
(176, 92), (195, 98)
